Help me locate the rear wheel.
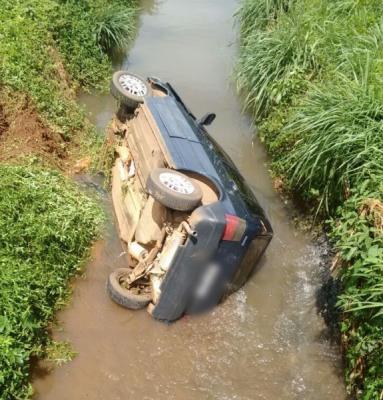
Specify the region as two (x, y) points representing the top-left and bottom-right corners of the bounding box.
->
(110, 71), (152, 111)
(107, 268), (152, 310)
(146, 168), (202, 211)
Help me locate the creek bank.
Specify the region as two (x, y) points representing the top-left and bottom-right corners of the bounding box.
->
(0, 166), (103, 399)
(0, 89), (69, 169)
(236, 1), (383, 398)
(0, 0), (138, 168)
(0, 1), (138, 398)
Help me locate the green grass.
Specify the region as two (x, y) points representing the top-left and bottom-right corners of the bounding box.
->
(237, 0), (293, 36)
(282, 73), (383, 214)
(51, 0), (138, 89)
(0, 165), (103, 399)
(0, 0), (137, 140)
(236, 0), (383, 398)
(95, 3), (138, 53)
(0, 2), (137, 398)
(236, 11), (319, 120)
(330, 181), (383, 398)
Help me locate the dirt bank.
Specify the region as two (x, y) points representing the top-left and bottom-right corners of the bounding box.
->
(0, 91), (68, 168)
(0, 1), (138, 398)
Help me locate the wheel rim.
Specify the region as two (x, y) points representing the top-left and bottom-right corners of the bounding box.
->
(118, 74), (147, 97)
(159, 172), (195, 195)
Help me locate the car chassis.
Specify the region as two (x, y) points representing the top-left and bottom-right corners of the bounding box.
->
(107, 72), (273, 322)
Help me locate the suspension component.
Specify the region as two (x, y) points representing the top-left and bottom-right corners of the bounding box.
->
(128, 242), (148, 261)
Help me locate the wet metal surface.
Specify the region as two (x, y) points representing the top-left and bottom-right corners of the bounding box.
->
(33, 1), (346, 399)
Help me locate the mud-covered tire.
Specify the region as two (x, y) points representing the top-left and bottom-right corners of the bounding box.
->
(110, 71), (152, 111)
(146, 168), (202, 211)
(107, 268), (152, 310)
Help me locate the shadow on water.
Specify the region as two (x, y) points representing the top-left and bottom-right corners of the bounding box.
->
(314, 236), (343, 343)
(33, 1), (346, 399)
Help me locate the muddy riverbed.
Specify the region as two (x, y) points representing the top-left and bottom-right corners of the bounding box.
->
(33, 1), (346, 399)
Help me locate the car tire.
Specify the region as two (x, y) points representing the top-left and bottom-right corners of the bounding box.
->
(146, 168), (202, 211)
(107, 268), (152, 310)
(110, 71), (152, 111)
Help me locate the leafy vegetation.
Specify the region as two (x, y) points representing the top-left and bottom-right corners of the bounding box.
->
(95, 3), (137, 53)
(236, 0), (383, 398)
(0, 1), (137, 398)
(331, 182), (383, 398)
(284, 76), (383, 213)
(0, 0), (137, 140)
(0, 166), (103, 399)
(52, 0), (138, 89)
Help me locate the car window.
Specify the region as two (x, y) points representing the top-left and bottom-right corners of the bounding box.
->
(206, 135), (265, 216)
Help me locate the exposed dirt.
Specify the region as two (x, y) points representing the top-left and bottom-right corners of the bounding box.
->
(0, 42), (94, 172)
(0, 97), (67, 168)
(0, 104), (9, 135)
(0, 89), (75, 170)
(361, 198), (383, 232)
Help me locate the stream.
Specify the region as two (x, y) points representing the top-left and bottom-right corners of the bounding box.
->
(33, 1), (346, 399)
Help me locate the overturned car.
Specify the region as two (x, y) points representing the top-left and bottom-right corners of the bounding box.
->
(107, 71), (273, 322)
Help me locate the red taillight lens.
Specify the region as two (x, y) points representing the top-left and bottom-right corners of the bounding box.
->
(222, 214), (246, 241)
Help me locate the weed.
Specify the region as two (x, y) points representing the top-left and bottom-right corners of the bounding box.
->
(236, 0), (383, 397)
(0, 0), (137, 144)
(237, 0), (293, 36)
(330, 180), (383, 398)
(45, 341), (77, 366)
(282, 72), (383, 214)
(95, 4), (137, 53)
(0, 165), (103, 399)
(236, 3), (320, 120)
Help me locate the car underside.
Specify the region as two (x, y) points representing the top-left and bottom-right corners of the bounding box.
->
(107, 72), (273, 322)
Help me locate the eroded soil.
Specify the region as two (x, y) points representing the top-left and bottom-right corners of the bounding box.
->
(0, 89), (70, 168)
(0, 43), (94, 171)
(0, 85), (97, 173)
(0, 104), (9, 135)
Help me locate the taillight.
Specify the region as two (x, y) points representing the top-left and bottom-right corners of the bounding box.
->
(222, 214), (246, 241)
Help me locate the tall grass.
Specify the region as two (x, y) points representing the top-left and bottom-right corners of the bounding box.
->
(238, 0), (293, 37)
(283, 70), (383, 214)
(50, 0), (138, 89)
(236, 0), (383, 397)
(236, 14), (319, 120)
(95, 4), (137, 53)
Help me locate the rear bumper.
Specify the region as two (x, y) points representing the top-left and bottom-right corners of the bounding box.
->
(149, 203), (273, 322)
(149, 203), (226, 322)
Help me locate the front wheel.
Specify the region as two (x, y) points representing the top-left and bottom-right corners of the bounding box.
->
(110, 71), (152, 111)
(146, 168), (202, 212)
(107, 268), (152, 310)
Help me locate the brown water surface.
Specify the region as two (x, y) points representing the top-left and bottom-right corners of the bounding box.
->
(33, 1), (346, 399)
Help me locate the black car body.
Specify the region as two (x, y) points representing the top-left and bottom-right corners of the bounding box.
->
(108, 73), (273, 322)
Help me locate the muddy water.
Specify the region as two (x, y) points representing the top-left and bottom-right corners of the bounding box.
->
(33, 1), (346, 399)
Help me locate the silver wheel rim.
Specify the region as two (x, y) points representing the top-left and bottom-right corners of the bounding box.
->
(159, 172), (194, 195)
(118, 74), (147, 97)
